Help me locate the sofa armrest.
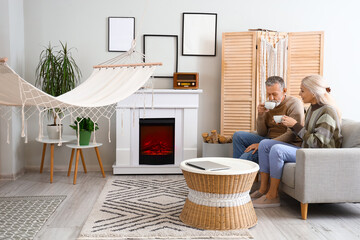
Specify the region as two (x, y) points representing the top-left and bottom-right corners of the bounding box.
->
(294, 148), (360, 203)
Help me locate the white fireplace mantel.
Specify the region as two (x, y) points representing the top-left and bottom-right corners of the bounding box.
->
(113, 89), (202, 174)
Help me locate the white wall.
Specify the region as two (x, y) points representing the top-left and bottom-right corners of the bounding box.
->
(3, 0), (360, 172)
(0, 0), (25, 179)
(0, 0), (10, 58)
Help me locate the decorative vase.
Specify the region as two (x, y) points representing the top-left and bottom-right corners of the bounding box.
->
(79, 130), (92, 145)
(47, 124), (63, 139)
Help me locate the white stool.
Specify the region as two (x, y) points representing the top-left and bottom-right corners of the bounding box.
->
(66, 143), (106, 185)
(36, 135), (76, 183)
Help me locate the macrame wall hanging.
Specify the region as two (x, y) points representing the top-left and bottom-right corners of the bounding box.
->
(259, 32), (288, 103)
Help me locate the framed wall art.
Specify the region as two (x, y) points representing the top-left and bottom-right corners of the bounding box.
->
(143, 34), (178, 78)
(182, 12), (217, 56)
(108, 17), (135, 52)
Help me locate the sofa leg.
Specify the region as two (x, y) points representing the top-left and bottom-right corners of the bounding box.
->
(300, 202), (308, 220)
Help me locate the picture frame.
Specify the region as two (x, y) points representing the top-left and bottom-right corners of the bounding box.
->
(182, 12), (217, 56)
(143, 34), (178, 78)
(108, 17), (135, 52)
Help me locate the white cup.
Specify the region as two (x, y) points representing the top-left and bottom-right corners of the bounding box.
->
(273, 115), (284, 124)
(264, 101), (276, 110)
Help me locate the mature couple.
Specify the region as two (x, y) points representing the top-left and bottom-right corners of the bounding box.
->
(233, 75), (342, 208)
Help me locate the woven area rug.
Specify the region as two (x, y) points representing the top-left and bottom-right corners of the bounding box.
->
(0, 195), (66, 240)
(78, 175), (253, 239)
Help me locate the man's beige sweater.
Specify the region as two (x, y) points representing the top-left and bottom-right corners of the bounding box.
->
(257, 95), (304, 147)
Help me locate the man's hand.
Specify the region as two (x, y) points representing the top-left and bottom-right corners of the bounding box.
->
(257, 104), (269, 116)
(245, 143), (259, 155)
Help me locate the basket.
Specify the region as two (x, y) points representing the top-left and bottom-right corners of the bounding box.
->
(180, 170), (258, 230)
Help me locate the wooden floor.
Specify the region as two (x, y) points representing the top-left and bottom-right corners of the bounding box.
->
(1, 172), (360, 240)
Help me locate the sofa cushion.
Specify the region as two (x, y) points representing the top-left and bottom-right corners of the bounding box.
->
(341, 119), (360, 148)
(281, 163), (296, 188)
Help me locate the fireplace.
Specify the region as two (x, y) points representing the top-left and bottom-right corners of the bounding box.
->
(114, 89), (202, 174)
(139, 118), (175, 165)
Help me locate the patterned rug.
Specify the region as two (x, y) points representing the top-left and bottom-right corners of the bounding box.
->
(0, 195), (66, 240)
(78, 175), (253, 239)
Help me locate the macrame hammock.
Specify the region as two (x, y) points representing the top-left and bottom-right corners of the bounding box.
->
(259, 32), (288, 103)
(0, 47), (161, 146)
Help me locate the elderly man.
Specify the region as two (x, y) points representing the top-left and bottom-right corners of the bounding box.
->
(233, 76), (304, 163)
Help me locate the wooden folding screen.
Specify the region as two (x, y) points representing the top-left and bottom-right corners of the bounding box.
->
(287, 32), (324, 97)
(220, 31), (324, 137)
(220, 32), (257, 137)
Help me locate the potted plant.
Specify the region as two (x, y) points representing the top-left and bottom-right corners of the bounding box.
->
(35, 42), (81, 139)
(70, 117), (99, 145)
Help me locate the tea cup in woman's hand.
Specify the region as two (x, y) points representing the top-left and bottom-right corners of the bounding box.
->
(273, 115), (284, 124)
(281, 115), (297, 127)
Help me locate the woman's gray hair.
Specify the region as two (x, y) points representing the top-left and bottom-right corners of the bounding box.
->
(301, 75), (328, 105)
(265, 76), (285, 90)
(302, 75), (341, 119)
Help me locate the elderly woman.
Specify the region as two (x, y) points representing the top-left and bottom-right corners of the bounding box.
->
(251, 75), (343, 208)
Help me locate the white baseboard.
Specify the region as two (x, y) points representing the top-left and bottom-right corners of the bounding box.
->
(0, 169), (25, 180)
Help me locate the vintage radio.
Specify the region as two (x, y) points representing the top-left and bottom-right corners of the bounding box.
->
(173, 72), (199, 89)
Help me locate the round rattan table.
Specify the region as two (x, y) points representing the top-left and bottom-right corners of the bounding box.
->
(180, 157), (259, 230)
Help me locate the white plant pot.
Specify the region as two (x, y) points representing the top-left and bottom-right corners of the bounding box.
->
(202, 142), (233, 158)
(47, 124), (63, 139)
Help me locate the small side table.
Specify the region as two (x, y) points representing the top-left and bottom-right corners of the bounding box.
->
(180, 157), (259, 230)
(66, 143), (106, 185)
(36, 135), (76, 183)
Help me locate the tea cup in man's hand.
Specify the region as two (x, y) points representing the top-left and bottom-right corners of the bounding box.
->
(264, 101), (276, 110)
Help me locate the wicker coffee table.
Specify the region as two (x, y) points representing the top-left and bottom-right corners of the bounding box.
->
(180, 157), (259, 230)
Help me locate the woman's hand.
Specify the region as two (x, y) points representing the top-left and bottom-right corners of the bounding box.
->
(281, 115), (297, 127)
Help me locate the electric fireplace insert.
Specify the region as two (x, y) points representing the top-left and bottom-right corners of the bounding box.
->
(139, 118), (175, 165)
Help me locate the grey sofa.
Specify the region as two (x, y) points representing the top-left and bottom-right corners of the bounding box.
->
(281, 119), (360, 219)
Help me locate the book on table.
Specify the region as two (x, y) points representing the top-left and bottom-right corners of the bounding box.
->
(186, 161), (230, 171)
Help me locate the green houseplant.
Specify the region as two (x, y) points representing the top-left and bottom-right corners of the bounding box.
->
(70, 117), (99, 145)
(35, 42), (81, 139)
